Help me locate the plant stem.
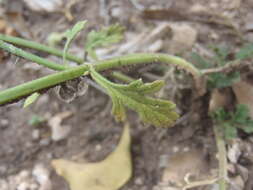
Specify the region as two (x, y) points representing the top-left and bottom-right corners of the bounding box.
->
(0, 40), (68, 71)
(0, 44), (200, 105)
(0, 65), (88, 105)
(0, 34), (83, 64)
(111, 71), (134, 83)
(0, 34), (202, 81)
(213, 124), (228, 190)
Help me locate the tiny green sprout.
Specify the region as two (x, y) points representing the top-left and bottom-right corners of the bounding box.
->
(85, 24), (124, 60)
(63, 21), (87, 64)
(28, 115), (45, 126)
(212, 104), (253, 139)
(23, 92), (40, 108)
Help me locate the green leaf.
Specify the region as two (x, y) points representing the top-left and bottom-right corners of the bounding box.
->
(242, 123), (253, 133)
(212, 104), (253, 139)
(208, 72), (240, 89)
(191, 52), (211, 69)
(236, 43), (253, 60)
(212, 107), (229, 122)
(89, 66), (179, 127)
(63, 21), (87, 64)
(23, 92), (40, 108)
(85, 24), (124, 60)
(211, 45), (230, 66)
(28, 115), (45, 126)
(233, 104), (249, 123)
(223, 123), (237, 139)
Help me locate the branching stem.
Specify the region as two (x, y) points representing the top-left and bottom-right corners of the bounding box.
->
(0, 34), (83, 64)
(0, 35), (200, 105)
(0, 40), (68, 71)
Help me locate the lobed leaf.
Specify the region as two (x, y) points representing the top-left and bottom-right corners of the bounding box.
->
(89, 66), (179, 127)
(212, 104), (253, 139)
(85, 24), (124, 59)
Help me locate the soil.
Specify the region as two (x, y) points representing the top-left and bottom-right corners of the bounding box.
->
(0, 0), (253, 190)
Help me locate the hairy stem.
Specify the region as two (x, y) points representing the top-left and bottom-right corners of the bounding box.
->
(0, 40), (68, 71)
(0, 65), (88, 105)
(0, 34), (83, 64)
(0, 39), (200, 105)
(213, 124), (228, 190)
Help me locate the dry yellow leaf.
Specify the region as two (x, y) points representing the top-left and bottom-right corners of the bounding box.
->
(51, 124), (132, 190)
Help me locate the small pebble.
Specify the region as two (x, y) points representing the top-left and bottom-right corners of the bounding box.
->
(0, 119), (9, 129)
(134, 177), (143, 185)
(182, 147), (190, 152)
(32, 129), (40, 140)
(33, 164), (52, 190)
(95, 144), (102, 151)
(111, 6), (122, 18)
(0, 165), (7, 175)
(172, 146), (179, 153)
(17, 182), (30, 190)
(159, 155), (169, 168)
(39, 139), (51, 146)
(19, 170), (30, 180)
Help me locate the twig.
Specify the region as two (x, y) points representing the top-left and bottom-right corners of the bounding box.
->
(183, 177), (218, 190)
(201, 60), (249, 75)
(0, 34), (83, 64)
(213, 123), (228, 190)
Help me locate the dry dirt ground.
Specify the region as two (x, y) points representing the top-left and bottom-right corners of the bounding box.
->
(1, 0), (253, 190)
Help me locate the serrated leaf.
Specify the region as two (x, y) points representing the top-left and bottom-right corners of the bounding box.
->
(23, 92), (40, 108)
(89, 66), (179, 127)
(51, 124), (132, 190)
(85, 24), (124, 59)
(212, 104), (253, 139)
(63, 21), (87, 64)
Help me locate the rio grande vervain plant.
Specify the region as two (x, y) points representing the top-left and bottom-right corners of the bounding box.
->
(0, 21), (253, 190)
(0, 21), (200, 127)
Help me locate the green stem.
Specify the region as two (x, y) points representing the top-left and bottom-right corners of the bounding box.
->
(0, 47), (200, 105)
(0, 34), (201, 80)
(0, 40), (68, 71)
(111, 71), (134, 83)
(213, 124), (227, 190)
(0, 65), (88, 105)
(0, 34), (83, 64)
